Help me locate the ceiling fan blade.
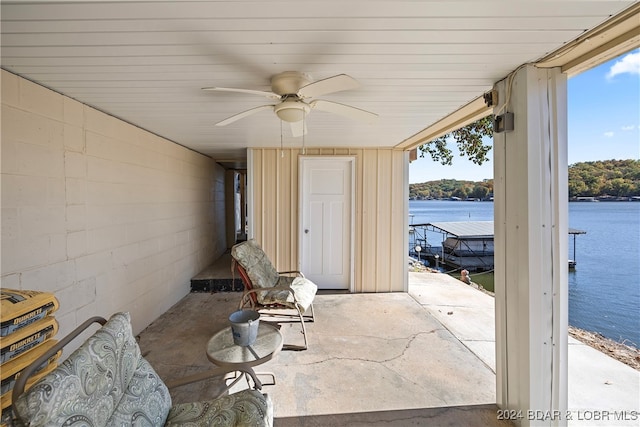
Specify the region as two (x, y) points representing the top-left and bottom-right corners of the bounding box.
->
(203, 87), (280, 100)
(215, 105), (274, 126)
(297, 74), (360, 99)
(310, 100), (378, 123)
(289, 120), (307, 137)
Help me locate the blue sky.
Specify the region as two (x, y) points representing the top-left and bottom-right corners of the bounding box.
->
(409, 49), (640, 183)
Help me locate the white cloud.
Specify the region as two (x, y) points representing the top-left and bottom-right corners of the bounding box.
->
(621, 125), (635, 131)
(606, 50), (640, 80)
(603, 131), (614, 138)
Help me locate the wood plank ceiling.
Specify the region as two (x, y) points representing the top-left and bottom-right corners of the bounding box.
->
(1, 1), (636, 166)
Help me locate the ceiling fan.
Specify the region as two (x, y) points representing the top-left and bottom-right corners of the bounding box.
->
(203, 71), (377, 136)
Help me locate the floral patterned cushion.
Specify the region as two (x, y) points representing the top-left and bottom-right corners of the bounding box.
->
(165, 390), (273, 427)
(232, 240), (317, 310)
(107, 357), (172, 426)
(13, 312), (273, 427)
(231, 240), (279, 290)
(14, 312), (172, 427)
(259, 276), (317, 311)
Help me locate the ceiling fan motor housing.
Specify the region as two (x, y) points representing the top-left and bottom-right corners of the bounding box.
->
(271, 71), (312, 96)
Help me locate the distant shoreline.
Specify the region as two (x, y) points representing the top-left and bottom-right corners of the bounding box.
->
(408, 197), (639, 202)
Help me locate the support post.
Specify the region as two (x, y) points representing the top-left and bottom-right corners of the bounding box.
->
(494, 65), (569, 426)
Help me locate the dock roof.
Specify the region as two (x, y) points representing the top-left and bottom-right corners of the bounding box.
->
(426, 221), (494, 239)
(417, 221), (586, 238)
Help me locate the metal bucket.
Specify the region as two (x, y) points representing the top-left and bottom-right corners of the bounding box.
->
(229, 310), (260, 346)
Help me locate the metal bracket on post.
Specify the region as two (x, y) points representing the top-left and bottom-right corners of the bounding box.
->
(483, 90), (498, 107)
(494, 112), (514, 133)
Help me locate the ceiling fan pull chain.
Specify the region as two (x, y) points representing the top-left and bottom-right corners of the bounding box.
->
(302, 111), (306, 155)
(280, 119), (284, 158)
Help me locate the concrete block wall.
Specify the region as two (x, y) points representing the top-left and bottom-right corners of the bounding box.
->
(1, 70), (226, 344)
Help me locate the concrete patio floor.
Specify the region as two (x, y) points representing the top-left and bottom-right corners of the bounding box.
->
(138, 266), (639, 426)
(138, 291), (511, 426)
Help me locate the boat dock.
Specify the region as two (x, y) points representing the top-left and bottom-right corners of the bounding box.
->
(409, 221), (586, 272)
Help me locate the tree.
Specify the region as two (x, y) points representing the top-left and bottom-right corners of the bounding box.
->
(603, 178), (633, 197)
(410, 160), (639, 200)
(452, 187), (468, 199)
(568, 178), (588, 198)
(418, 116), (493, 165)
(470, 185), (490, 200)
(567, 160), (640, 197)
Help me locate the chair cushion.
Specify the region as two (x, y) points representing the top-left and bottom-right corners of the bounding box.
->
(106, 357), (172, 426)
(165, 390), (273, 427)
(14, 312), (172, 427)
(260, 276), (317, 312)
(232, 240), (279, 289)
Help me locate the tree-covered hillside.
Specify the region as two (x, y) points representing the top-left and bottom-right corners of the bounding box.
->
(410, 179), (493, 200)
(568, 159), (640, 198)
(410, 159), (640, 199)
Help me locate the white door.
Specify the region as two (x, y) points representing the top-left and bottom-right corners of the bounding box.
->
(300, 157), (354, 290)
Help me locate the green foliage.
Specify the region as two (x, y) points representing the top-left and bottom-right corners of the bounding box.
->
(568, 159), (640, 198)
(418, 116), (493, 165)
(410, 159), (640, 199)
(416, 114), (638, 199)
(410, 179), (493, 200)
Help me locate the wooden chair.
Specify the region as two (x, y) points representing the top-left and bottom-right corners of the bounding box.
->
(231, 240), (317, 350)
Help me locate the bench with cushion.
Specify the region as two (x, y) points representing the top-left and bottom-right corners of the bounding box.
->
(12, 312), (272, 427)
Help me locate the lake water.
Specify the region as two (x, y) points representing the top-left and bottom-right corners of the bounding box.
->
(409, 200), (640, 348)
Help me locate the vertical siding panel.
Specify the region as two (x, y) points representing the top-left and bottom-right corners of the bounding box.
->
(388, 151), (398, 291)
(362, 150), (379, 292)
(389, 150), (407, 292)
(278, 149), (292, 271)
(253, 149), (259, 242)
(399, 150), (409, 291)
(252, 149), (263, 243)
(252, 148), (300, 271)
(256, 149), (266, 247)
(257, 149), (262, 243)
(271, 150), (279, 257)
(275, 149), (283, 268)
(263, 150), (277, 257)
(359, 150), (368, 292)
(290, 149), (299, 271)
(249, 147), (407, 294)
(354, 149), (364, 293)
(377, 150), (392, 292)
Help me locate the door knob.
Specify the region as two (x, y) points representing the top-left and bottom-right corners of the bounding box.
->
(304, 229), (309, 234)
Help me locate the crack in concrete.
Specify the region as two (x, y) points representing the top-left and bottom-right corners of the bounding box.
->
(282, 329), (437, 366)
(279, 329), (446, 407)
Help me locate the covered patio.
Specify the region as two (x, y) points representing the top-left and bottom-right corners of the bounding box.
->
(138, 269), (640, 426)
(139, 283), (508, 426)
(3, 2), (639, 425)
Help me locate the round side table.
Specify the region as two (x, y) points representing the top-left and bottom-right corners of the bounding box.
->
(206, 323), (283, 389)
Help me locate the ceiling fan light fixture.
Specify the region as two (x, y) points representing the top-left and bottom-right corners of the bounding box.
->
(274, 99), (311, 122)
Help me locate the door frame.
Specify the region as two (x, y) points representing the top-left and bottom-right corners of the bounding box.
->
(298, 156), (356, 291)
